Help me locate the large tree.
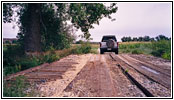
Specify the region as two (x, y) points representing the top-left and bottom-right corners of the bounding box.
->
(3, 3), (118, 52)
(25, 3), (41, 52)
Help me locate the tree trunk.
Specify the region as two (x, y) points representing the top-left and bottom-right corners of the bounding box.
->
(24, 3), (41, 52)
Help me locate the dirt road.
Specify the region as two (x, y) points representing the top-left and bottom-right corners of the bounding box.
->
(5, 53), (171, 97)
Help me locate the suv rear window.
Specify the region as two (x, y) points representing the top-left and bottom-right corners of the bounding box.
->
(102, 36), (117, 42)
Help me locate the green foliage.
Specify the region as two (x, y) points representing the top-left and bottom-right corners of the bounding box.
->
(18, 57), (41, 71)
(3, 45), (36, 76)
(69, 3), (117, 39)
(162, 52), (171, 60)
(16, 3), (75, 52)
(121, 36), (132, 42)
(40, 4), (74, 51)
(151, 40), (171, 60)
(3, 44), (24, 67)
(3, 3), (14, 23)
(125, 69), (129, 73)
(5, 41), (11, 44)
(119, 40), (171, 60)
(71, 42), (92, 54)
(43, 51), (60, 63)
(90, 45), (99, 54)
(3, 76), (28, 97)
(3, 65), (21, 76)
(155, 35), (169, 41)
(121, 35), (169, 42)
(131, 49), (143, 54)
(3, 57), (42, 76)
(4, 44), (63, 76)
(3, 44), (42, 76)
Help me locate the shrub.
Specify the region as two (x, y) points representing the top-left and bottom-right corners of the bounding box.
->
(151, 40), (171, 60)
(44, 53), (60, 63)
(162, 52), (171, 60)
(3, 76), (28, 97)
(3, 44), (24, 67)
(3, 65), (21, 76)
(18, 57), (40, 71)
(119, 41), (171, 60)
(71, 42), (92, 54)
(81, 42), (92, 54)
(131, 49), (143, 54)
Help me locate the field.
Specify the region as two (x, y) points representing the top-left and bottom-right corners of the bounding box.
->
(118, 41), (171, 60)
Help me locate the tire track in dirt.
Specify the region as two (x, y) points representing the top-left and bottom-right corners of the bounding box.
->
(117, 54), (171, 89)
(110, 53), (171, 97)
(104, 54), (146, 97)
(62, 54), (117, 97)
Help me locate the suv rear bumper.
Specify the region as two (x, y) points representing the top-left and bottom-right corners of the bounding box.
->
(100, 48), (118, 52)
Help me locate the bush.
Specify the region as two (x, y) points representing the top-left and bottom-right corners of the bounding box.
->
(4, 56), (42, 76)
(3, 44), (25, 76)
(131, 49), (143, 54)
(3, 65), (21, 76)
(43, 53), (60, 63)
(119, 40), (171, 60)
(151, 40), (171, 60)
(71, 42), (92, 54)
(81, 42), (92, 54)
(3, 76), (28, 97)
(18, 57), (40, 71)
(151, 49), (164, 57)
(3, 44), (24, 67)
(162, 52), (171, 60)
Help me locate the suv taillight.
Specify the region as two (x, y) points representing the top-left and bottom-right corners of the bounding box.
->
(117, 42), (119, 47)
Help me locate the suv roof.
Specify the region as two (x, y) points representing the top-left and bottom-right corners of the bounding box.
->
(103, 35), (116, 37)
(102, 35), (117, 42)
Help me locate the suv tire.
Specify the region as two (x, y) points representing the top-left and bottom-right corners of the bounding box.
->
(115, 49), (118, 54)
(100, 50), (104, 54)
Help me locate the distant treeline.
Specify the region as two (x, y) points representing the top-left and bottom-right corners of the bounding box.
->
(121, 35), (170, 42)
(75, 40), (99, 44)
(3, 39), (18, 44)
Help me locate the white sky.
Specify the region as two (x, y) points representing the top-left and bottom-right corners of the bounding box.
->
(3, 2), (172, 42)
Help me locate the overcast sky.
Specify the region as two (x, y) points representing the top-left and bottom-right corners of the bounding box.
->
(3, 2), (172, 42)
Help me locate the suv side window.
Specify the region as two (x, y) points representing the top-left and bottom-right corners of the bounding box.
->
(102, 36), (117, 42)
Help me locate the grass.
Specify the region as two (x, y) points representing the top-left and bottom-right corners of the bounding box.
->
(119, 40), (171, 60)
(3, 75), (39, 97)
(89, 44), (99, 54)
(119, 42), (152, 54)
(3, 76), (28, 97)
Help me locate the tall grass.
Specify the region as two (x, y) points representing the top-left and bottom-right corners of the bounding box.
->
(3, 76), (39, 97)
(151, 40), (171, 60)
(119, 40), (171, 60)
(71, 42), (92, 54)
